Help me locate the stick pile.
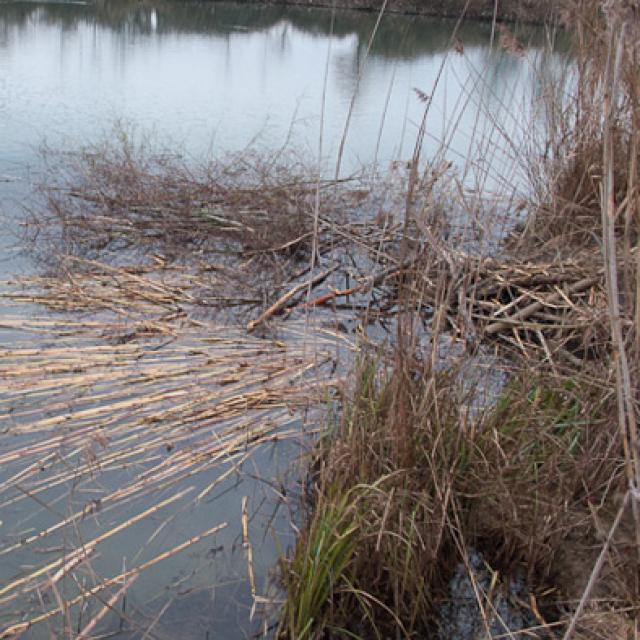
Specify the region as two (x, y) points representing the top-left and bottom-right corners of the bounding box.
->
(407, 246), (616, 364)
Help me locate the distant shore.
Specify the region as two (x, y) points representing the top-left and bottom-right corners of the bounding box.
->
(224, 0), (559, 24)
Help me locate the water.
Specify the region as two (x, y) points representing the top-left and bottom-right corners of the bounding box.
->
(0, 2), (538, 168)
(0, 2), (566, 637)
(0, 1), (566, 272)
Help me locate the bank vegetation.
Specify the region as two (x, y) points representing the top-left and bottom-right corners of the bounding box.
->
(278, 1), (640, 638)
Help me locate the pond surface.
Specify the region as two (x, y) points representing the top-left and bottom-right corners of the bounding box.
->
(0, 2), (566, 638)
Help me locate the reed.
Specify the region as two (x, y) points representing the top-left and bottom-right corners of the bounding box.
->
(0, 284), (342, 636)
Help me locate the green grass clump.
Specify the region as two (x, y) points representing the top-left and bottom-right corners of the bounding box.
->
(464, 374), (618, 580)
(279, 487), (360, 639)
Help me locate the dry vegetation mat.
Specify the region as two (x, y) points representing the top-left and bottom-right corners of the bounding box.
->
(0, 294), (346, 637)
(1, 146), (370, 637)
(405, 246), (618, 365)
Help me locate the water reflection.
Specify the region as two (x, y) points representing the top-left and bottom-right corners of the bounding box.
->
(0, 0), (568, 185)
(0, 1), (491, 55)
(0, 1), (569, 57)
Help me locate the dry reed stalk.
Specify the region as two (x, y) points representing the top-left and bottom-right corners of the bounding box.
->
(241, 496), (257, 605)
(0, 543), (96, 605)
(333, 0), (389, 180)
(247, 267), (336, 332)
(599, 14), (640, 564)
(75, 574), (138, 640)
(0, 490), (191, 600)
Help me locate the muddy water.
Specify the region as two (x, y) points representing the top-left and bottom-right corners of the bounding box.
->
(0, 2), (566, 638)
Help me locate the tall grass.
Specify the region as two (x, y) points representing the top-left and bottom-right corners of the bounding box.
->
(279, 356), (466, 638)
(279, 352), (634, 637)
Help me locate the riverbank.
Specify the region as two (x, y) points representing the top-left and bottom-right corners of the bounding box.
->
(278, 1), (640, 638)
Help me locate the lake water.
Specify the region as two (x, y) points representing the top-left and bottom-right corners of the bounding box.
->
(0, 2), (565, 638)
